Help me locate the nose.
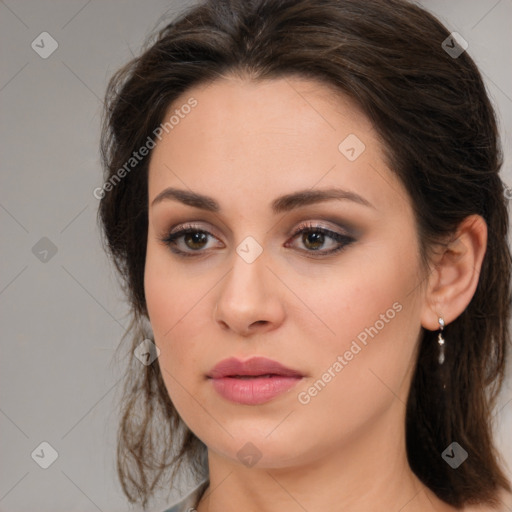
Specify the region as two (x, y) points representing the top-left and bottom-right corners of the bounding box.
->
(213, 250), (286, 337)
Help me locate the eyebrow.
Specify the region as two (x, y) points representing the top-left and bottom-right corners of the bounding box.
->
(150, 186), (375, 213)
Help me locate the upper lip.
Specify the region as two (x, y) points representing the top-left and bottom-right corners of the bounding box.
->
(207, 357), (304, 379)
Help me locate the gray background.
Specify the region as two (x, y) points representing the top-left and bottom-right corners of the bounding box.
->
(1, 1), (511, 511)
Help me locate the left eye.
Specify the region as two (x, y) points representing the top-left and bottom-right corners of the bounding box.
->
(287, 224), (354, 255)
(160, 222), (354, 258)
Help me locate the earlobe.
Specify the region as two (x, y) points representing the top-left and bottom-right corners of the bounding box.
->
(420, 214), (488, 331)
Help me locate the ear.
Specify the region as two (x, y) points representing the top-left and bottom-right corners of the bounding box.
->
(420, 214), (487, 331)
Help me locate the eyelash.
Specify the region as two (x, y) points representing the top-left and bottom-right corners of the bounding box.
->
(159, 222), (355, 258)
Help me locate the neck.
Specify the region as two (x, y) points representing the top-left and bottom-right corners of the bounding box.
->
(196, 400), (455, 512)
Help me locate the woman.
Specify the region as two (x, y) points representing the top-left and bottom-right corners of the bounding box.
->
(98, 0), (512, 510)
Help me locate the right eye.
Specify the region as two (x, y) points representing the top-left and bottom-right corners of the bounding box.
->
(160, 224), (224, 257)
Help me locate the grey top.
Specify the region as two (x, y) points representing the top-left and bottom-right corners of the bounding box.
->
(161, 479), (209, 512)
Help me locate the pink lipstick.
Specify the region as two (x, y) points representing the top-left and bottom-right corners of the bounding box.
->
(207, 356), (304, 405)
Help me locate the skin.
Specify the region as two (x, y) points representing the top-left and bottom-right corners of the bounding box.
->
(144, 75), (490, 511)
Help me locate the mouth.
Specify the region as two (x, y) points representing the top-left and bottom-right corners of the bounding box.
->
(226, 374), (284, 379)
(207, 356), (304, 379)
(207, 357), (304, 405)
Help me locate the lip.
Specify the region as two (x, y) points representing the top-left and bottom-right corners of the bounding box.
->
(207, 357), (304, 405)
(208, 356), (304, 379)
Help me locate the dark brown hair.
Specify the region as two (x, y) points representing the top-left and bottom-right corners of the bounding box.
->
(98, 0), (512, 508)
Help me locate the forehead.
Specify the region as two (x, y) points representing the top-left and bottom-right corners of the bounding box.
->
(147, 75), (406, 216)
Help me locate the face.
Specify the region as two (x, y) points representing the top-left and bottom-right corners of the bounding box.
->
(144, 76), (428, 469)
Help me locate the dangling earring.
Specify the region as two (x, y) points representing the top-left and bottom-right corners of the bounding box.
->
(437, 317), (445, 365)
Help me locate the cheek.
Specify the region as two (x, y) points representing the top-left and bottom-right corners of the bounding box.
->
(144, 261), (206, 426)
(144, 248), (172, 337)
(306, 237), (419, 341)
(144, 246), (214, 384)
(144, 248), (189, 364)
(289, 258), (423, 447)
(298, 234), (423, 391)
(144, 239), (199, 332)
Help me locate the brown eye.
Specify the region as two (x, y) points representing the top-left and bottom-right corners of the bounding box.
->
(160, 224), (223, 257)
(301, 230), (325, 251)
(286, 223), (355, 257)
(182, 231), (209, 250)
(160, 222), (355, 258)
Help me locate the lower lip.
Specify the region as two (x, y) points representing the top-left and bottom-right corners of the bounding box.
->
(209, 376), (302, 405)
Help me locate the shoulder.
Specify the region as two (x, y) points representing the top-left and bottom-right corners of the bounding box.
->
(160, 479), (209, 512)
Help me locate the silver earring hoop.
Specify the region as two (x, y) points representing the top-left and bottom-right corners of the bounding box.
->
(437, 317), (445, 365)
